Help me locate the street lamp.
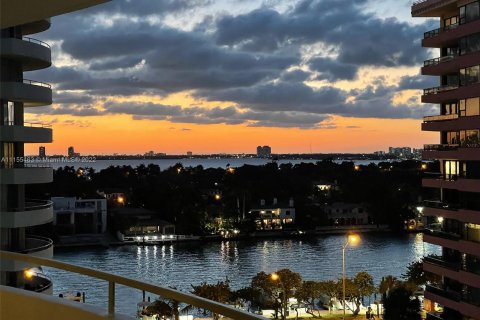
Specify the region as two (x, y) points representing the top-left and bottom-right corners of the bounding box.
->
(270, 272), (287, 320)
(342, 234), (359, 319)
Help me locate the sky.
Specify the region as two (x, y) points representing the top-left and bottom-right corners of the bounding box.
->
(25, 0), (440, 155)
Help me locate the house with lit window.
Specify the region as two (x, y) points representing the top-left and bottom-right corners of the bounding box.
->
(249, 198), (295, 230)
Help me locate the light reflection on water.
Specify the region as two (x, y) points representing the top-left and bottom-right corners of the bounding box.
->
(46, 233), (440, 316)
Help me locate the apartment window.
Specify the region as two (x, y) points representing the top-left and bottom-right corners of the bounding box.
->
(460, 129), (480, 146)
(1, 101), (14, 126)
(459, 97), (480, 116)
(444, 15), (458, 27)
(2, 143), (15, 168)
(443, 102), (458, 115)
(459, 33), (480, 55)
(444, 160), (459, 178)
(447, 131), (459, 144)
(459, 65), (480, 86)
(460, 1), (480, 24)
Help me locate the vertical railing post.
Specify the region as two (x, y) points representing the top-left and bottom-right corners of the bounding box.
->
(108, 281), (115, 315)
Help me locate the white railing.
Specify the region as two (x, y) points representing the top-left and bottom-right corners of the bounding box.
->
(0, 251), (266, 320)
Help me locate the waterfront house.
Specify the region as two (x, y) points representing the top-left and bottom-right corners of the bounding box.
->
(111, 207), (175, 239)
(249, 198), (295, 230)
(324, 202), (370, 226)
(52, 197), (107, 235)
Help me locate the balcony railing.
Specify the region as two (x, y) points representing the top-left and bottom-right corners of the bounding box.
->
(424, 200), (459, 210)
(424, 255), (461, 270)
(0, 250), (266, 320)
(424, 144), (459, 151)
(424, 22), (458, 39)
(5, 199), (53, 212)
(424, 53), (457, 67)
(426, 312), (444, 320)
(3, 121), (53, 128)
(425, 284), (461, 301)
(19, 236), (53, 254)
(424, 228), (461, 241)
(423, 114), (459, 122)
(22, 37), (50, 48)
(23, 79), (51, 89)
(423, 84), (458, 95)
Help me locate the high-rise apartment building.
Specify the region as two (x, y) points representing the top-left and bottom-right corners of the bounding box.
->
(412, 1), (480, 319)
(39, 146), (46, 158)
(257, 145), (272, 158)
(0, 0), (109, 295)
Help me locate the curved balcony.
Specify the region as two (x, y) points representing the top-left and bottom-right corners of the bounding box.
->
(0, 124), (52, 143)
(0, 199), (53, 228)
(22, 236), (54, 257)
(422, 50), (480, 76)
(0, 250), (266, 320)
(0, 236), (53, 272)
(26, 272), (53, 294)
(0, 80), (52, 107)
(0, 37), (51, 71)
(0, 167), (53, 184)
(18, 19), (51, 35)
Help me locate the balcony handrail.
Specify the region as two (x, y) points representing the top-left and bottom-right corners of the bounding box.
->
(424, 255), (461, 270)
(424, 52), (457, 66)
(0, 250), (267, 320)
(423, 84), (458, 95)
(5, 199), (53, 212)
(23, 79), (51, 89)
(424, 21), (459, 39)
(423, 144), (459, 151)
(22, 37), (50, 48)
(423, 114), (459, 122)
(412, 0), (429, 6)
(18, 235), (54, 254)
(2, 121), (52, 128)
(425, 284), (461, 301)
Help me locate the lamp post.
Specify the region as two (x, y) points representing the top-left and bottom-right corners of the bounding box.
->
(271, 272), (287, 320)
(342, 234), (359, 320)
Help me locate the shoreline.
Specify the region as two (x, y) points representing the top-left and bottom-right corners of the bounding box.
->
(53, 225), (393, 249)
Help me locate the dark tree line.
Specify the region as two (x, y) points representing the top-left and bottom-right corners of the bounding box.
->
(27, 160), (436, 234)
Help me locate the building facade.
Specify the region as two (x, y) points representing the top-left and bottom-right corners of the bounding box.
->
(52, 197), (107, 235)
(249, 198), (295, 230)
(0, 10), (54, 293)
(412, 1), (480, 319)
(0, 0), (109, 296)
(256, 145), (272, 158)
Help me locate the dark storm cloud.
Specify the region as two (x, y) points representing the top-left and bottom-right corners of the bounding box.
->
(398, 74), (438, 90)
(199, 79), (436, 119)
(214, 0), (436, 72)
(309, 57), (357, 81)
(28, 0), (434, 127)
(99, 101), (332, 128)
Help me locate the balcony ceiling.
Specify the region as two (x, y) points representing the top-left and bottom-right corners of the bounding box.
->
(0, 0), (110, 29)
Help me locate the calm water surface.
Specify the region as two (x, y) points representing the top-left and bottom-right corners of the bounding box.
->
(48, 158), (394, 171)
(46, 233), (439, 316)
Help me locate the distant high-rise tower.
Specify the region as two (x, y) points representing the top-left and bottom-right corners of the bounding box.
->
(39, 146), (46, 158)
(412, 0), (480, 319)
(68, 146), (75, 157)
(256, 146), (272, 158)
